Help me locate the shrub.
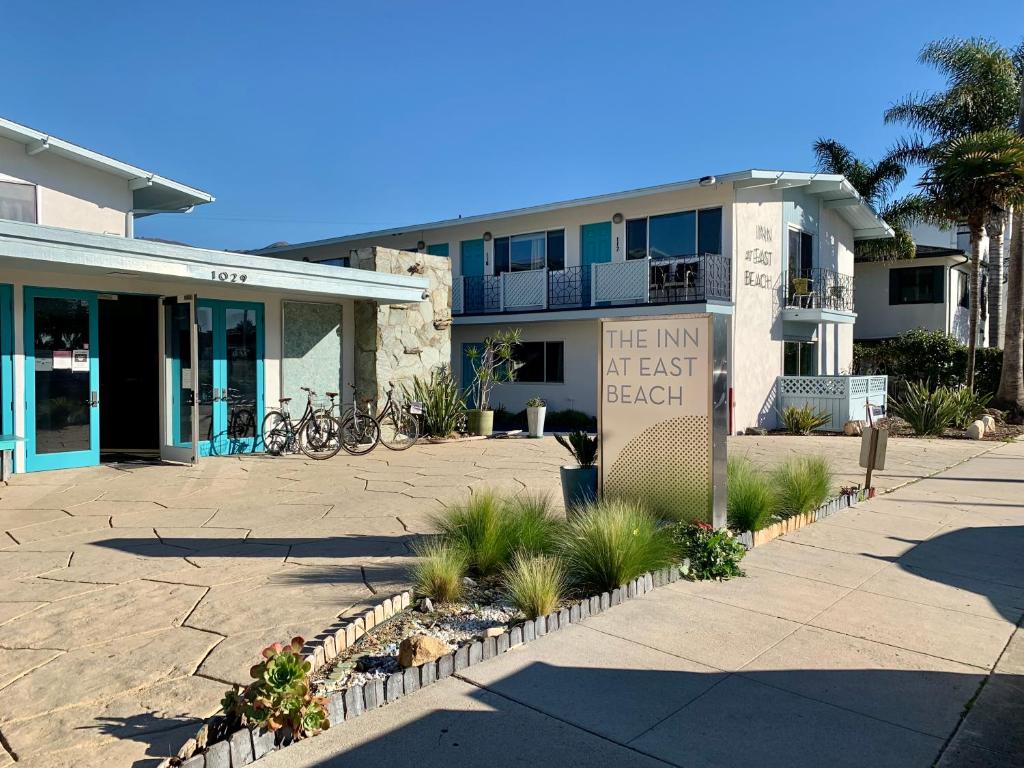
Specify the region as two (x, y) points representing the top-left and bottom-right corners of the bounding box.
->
(404, 366), (466, 438)
(555, 431), (598, 467)
(559, 498), (675, 592)
(465, 329), (523, 411)
(890, 381), (960, 436)
(526, 397), (545, 408)
(673, 522), (746, 580)
(502, 493), (562, 556)
(410, 539), (467, 602)
(773, 456), (833, 518)
(221, 636), (330, 738)
(779, 404), (832, 435)
(430, 491), (511, 576)
(545, 409), (597, 432)
(948, 386), (993, 430)
(727, 456), (777, 532)
(502, 553), (565, 619)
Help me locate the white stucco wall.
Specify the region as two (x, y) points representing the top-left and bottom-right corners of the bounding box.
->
(0, 136), (132, 235)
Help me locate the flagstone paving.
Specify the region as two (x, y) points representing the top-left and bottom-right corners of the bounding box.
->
(0, 435), (998, 766)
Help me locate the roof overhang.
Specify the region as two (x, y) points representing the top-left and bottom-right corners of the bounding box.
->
(0, 220), (427, 303)
(0, 117), (215, 214)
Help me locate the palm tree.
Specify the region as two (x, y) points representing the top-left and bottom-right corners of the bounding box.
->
(812, 139), (921, 260)
(986, 208), (1006, 347)
(917, 128), (1024, 388)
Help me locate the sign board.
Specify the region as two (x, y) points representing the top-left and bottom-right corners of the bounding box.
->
(859, 426), (888, 471)
(599, 313), (727, 526)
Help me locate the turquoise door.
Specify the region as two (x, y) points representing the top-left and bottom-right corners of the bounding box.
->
(24, 288), (100, 471)
(581, 222), (612, 269)
(197, 300), (264, 457)
(0, 285), (13, 446)
(460, 239), (485, 277)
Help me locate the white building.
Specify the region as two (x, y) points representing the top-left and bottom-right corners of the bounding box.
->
(259, 171), (893, 432)
(0, 117), (435, 475)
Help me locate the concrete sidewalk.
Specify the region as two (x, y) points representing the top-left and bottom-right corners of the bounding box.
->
(261, 441), (1024, 768)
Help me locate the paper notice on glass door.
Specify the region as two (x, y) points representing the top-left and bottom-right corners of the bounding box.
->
(181, 367), (193, 389)
(53, 350), (72, 370)
(72, 350), (89, 372)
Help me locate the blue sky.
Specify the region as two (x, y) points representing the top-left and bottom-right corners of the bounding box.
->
(4, 1), (1022, 251)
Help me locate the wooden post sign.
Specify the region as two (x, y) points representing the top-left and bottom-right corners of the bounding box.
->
(598, 313), (728, 527)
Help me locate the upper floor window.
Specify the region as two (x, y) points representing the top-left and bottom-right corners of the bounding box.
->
(788, 229), (813, 275)
(625, 207), (722, 261)
(494, 230), (564, 275)
(890, 265), (944, 305)
(319, 257), (350, 268)
(0, 180), (37, 223)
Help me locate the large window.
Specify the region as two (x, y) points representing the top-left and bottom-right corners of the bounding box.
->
(788, 229), (814, 275)
(624, 207), (723, 261)
(890, 265), (944, 305)
(514, 341), (564, 383)
(494, 230), (564, 275)
(0, 181), (37, 223)
(784, 341), (817, 376)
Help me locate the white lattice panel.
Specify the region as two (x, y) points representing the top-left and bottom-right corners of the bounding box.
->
(779, 376), (849, 398)
(452, 279), (464, 314)
(502, 269), (547, 309)
(592, 259), (649, 304)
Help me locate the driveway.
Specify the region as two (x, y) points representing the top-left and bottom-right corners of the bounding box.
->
(0, 435), (997, 767)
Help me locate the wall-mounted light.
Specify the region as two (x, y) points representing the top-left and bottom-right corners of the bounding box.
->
(612, 212), (624, 224)
(483, 232), (492, 242)
(699, 175), (717, 187)
(416, 240), (426, 250)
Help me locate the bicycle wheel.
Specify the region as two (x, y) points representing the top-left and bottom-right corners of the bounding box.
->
(379, 408), (419, 451)
(339, 412), (380, 456)
(299, 413), (343, 460)
(261, 411), (292, 456)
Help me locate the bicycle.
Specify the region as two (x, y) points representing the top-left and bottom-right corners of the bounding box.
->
(319, 390), (381, 456)
(375, 383), (421, 451)
(260, 387), (343, 460)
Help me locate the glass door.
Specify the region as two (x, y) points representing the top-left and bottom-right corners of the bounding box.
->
(160, 296), (198, 464)
(197, 300), (264, 457)
(24, 288), (99, 471)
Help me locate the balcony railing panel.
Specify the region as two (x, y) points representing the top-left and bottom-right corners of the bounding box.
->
(452, 278), (464, 315)
(502, 268), (547, 310)
(592, 258), (649, 304)
(463, 275), (502, 314)
(783, 267), (855, 312)
(548, 266), (586, 308)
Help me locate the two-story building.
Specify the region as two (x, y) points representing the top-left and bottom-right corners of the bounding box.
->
(0, 117), (438, 475)
(259, 171), (893, 432)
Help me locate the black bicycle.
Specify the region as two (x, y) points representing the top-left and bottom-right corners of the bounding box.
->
(260, 388), (342, 460)
(318, 390), (382, 456)
(376, 383), (421, 451)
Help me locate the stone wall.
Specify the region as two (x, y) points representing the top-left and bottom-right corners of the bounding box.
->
(352, 247), (452, 411)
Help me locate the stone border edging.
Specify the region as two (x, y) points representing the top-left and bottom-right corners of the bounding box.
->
(733, 488), (871, 549)
(168, 568), (683, 767)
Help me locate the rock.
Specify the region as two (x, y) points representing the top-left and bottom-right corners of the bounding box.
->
(967, 420), (985, 440)
(483, 626), (504, 638)
(982, 414), (996, 430)
(418, 597), (433, 613)
(744, 427), (767, 436)
(462, 576), (477, 587)
(177, 737), (198, 759)
(842, 420), (864, 436)
(398, 634), (449, 668)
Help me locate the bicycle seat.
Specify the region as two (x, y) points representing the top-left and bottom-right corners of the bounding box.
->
(300, 387), (312, 392)
(279, 397), (292, 404)
(325, 391), (339, 399)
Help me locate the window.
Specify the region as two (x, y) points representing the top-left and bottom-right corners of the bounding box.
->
(0, 181), (36, 223)
(319, 257), (350, 268)
(784, 341), (817, 376)
(890, 265), (944, 305)
(624, 207), (722, 260)
(513, 341), (564, 383)
(427, 243), (449, 258)
(494, 230), (565, 275)
(788, 229), (813, 275)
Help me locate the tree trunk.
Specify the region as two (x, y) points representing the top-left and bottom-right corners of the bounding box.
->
(966, 220), (984, 390)
(987, 212), (1005, 348)
(996, 207), (1024, 416)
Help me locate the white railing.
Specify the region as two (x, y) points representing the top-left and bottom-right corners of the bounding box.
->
(591, 259), (649, 305)
(502, 268), (548, 311)
(452, 278), (464, 315)
(777, 375), (888, 431)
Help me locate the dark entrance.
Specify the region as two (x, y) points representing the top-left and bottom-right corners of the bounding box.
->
(98, 294), (160, 461)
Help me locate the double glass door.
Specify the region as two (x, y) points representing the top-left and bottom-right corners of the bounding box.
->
(196, 300), (264, 456)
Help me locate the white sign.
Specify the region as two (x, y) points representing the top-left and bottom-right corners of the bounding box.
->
(181, 367), (193, 389)
(72, 349), (89, 373)
(35, 356), (53, 372)
(53, 350), (72, 370)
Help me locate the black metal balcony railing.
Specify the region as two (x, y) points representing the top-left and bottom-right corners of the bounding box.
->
(784, 267), (855, 313)
(458, 253), (731, 316)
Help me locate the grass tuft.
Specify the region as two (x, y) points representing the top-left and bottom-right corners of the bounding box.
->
(559, 498), (675, 593)
(502, 493), (563, 556)
(727, 456), (777, 532)
(430, 490), (509, 576)
(410, 539), (467, 603)
(502, 552), (566, 619)
(773, 456), (833, 518)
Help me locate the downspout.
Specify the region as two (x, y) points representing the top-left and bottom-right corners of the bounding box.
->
(125, 206), (195, 238)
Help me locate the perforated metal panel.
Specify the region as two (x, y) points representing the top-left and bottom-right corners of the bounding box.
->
(605, 415), (712, 523)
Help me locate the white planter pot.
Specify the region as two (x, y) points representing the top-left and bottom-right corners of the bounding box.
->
(526, 406), (546, 438)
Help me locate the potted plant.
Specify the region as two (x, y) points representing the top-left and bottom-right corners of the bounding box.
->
(464, 329), (522, 437)
(554, 430), (598, 510)
(526, 397), (546, 438)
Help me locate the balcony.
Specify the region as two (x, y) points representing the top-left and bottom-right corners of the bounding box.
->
(453, 253), (731, 316)
(778, 267), (856, 324)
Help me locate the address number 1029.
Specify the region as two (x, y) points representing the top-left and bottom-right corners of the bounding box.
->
(210, 271), (248, 283)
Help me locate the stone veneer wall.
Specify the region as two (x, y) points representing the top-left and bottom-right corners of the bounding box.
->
(351, 247), (452, 412)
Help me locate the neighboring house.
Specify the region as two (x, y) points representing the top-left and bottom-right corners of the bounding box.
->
(0, 117), (440, 474)
(258, 170), (893, 432)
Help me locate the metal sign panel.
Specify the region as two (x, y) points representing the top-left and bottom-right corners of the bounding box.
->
(598, 313), (727, 526)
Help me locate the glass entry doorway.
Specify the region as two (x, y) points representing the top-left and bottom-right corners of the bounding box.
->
(161, 296), (199, 464)
(196, 300), (264, 456)
(24, 288), (99, 471)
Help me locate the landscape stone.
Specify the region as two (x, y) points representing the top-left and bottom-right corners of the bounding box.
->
(535, 616), (547, 637)
(454, 645), (470, 670)
(843, 420), (864, 436)
(559, 608), (570, 627)
(496, 631), (510, 654)
(510, 626), (523, 646)
(251, 727), (276, 759)
(420, 660), (437, 687)
(967, 421), (985, 440)
(182, 755), (205, 768)
(204, 738), (231, 768)
(228, 727), (254, 767)
(437, 652), (455, 679)
(644, 574), (654, 592)
(482, 636), (497, 660)
(386, 672), (404, 702)
(468, 640), (483, 665)
(523, 621), (536, 642)
(343, 685), (364, 719)
(570, 603), (582, 623)
(398, 634), (449, 667)
(484, 626), (504, 638)
(547, 612), (559, 633)
(403, 665), (420, 694)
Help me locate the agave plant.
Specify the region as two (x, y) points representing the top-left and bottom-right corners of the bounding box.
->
(554, 430), (598, 467)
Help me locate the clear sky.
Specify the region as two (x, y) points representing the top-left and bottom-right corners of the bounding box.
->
(4, 1), (1022, 251)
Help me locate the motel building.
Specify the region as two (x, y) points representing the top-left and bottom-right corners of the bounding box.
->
(260, 171), (894, 433)
(0, 118), (432, 475)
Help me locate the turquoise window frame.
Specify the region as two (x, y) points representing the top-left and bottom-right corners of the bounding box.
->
(426, 243), (449, 257)
(0, 285), (14, 447)
(23, 287), (100, 472)
(167, 302), (193, 448)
